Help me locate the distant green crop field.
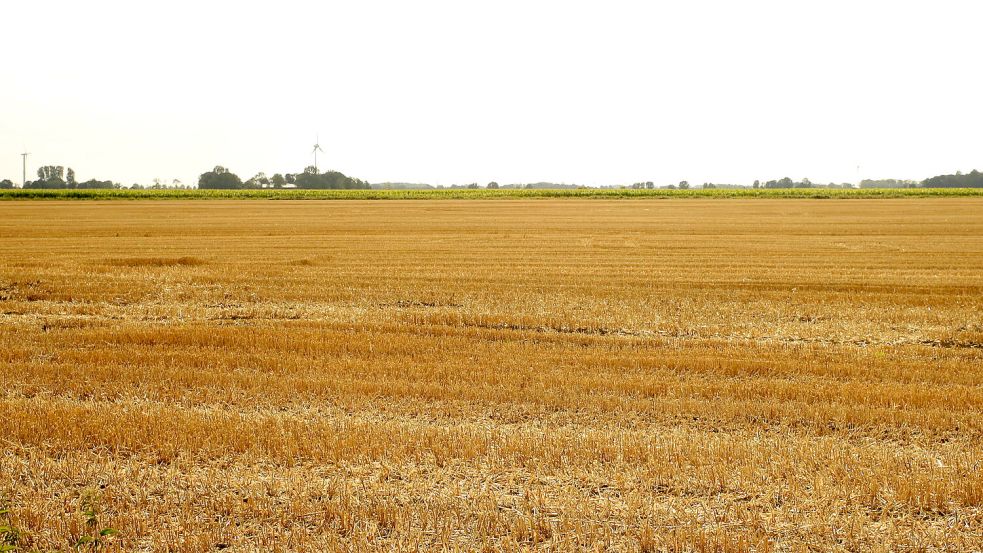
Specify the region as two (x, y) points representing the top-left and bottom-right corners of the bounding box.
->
(1, 187), (982, 200)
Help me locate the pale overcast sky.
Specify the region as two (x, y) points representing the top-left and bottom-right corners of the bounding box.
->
(1, 0), (981, 187)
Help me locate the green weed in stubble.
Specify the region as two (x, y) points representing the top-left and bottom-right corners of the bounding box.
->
(73, 491), (117, 552)
(0, 502), (20, 552)
(0, 494), (118, 553)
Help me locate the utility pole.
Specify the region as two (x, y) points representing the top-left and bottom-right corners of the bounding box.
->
(21, 152), (30, 188)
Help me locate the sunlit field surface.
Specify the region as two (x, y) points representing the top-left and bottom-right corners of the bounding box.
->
(1, 199), (981, 552)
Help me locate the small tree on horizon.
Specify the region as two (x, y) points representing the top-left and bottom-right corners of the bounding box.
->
(199, 166), (244, 189)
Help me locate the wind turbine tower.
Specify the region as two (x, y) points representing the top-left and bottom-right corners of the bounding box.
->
(21, 151), (30, 188)
(312, 135), (324, 173)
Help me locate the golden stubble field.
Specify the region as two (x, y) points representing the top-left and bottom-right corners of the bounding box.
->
(0, 199), (981, 552)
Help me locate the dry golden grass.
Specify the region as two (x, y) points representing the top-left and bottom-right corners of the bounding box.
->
(0, 199), (981, 552)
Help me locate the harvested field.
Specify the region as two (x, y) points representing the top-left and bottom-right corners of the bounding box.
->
(0, 199), (981, 552)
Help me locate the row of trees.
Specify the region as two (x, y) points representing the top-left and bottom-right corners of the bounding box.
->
(839, 171), (983, 189)
(198, 166), (370, 189)
(632, 171), (983, 190)
(423, 173), (982, 190)
(629, 179), (852, 190)
(5, 166), (982, 190)
(754, 178), (853, 189)
(19, 166), (116, 189)
(922, 170), (983, 188)
(859, 179), (918, 188)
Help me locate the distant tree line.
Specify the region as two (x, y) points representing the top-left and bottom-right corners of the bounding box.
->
(5, 166), (982, 190)
(754, 177), (853, 189)
(859, 179), (918, 189)
(372, 182), (435, 190)
(495, 182), (584, 190)
(293, 167), (370, 189)
(622, 170), (983, 190)
(21, 166), (116, 189)
(742, 170), (982, 189)
(921, 169), (983, 188)
(198, 166), (369, 189)
(847, 171), (982, 189)
(191, 170), (983, 190)
(131, 178), (191, 190)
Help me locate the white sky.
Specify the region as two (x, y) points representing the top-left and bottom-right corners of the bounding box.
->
(1, 0), (981, 187)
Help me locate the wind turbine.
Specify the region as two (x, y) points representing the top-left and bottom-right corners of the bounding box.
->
(312, 135), (324, 173)
(21, 150), (30, 188)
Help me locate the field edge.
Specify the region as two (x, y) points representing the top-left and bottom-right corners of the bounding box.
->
(3, 187), (983, 200)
